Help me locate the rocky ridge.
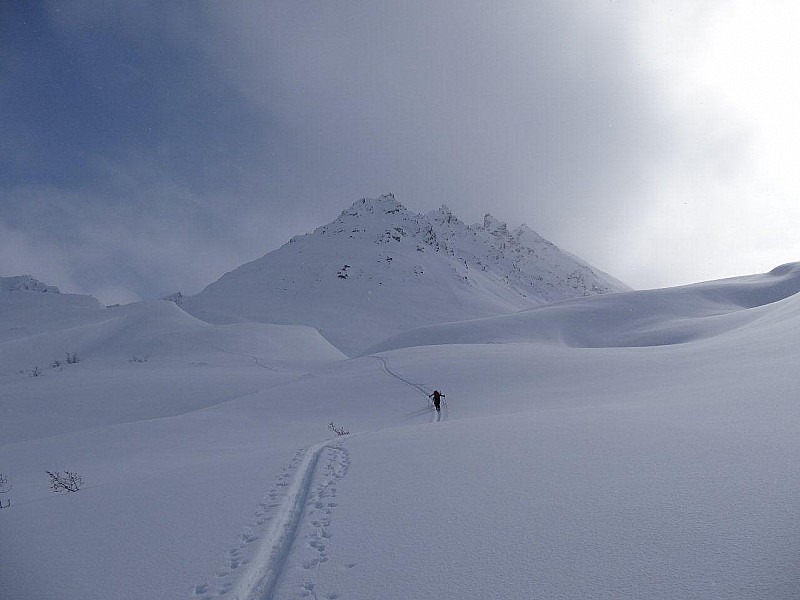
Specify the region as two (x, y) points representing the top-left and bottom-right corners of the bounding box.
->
(183, 194), (629, 354)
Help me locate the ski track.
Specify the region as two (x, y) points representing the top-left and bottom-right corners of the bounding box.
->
(213, 347), (284, 373)
(190, 356), (434, 600)
(373, 355), (447, 420)
(191, 441), (349, 600)
(293, 443), (351, 600)
(373, 355), (430, 400)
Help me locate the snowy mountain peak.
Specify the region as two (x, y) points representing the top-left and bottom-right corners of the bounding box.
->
(429, 204), (454, 218)
(0, 275), (60, 294)
(184, 195), (629, 354)
(482, 213), (508, 235)
(512, 223), (551, 247)
(427, 204), (462, 227)
(341, 193), (406, 218)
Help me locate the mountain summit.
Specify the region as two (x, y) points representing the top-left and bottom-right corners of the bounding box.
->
(0, 275), (61, 294)
(183, 195), (628, 354)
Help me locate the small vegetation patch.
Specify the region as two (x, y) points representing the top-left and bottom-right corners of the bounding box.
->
(328, 421), (349, 436)
(0, 473), (11, 508)
(47, 470), (84, 493)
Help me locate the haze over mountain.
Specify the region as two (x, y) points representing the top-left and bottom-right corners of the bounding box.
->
(183, 194), (629, 354)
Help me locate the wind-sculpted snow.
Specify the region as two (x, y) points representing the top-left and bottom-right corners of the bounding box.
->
(0, 292), (345, 442)
(183, 194), (628, 354)
(0, 296), (343, 370)
(366, 262), (800, 353)
(2, 264), (799, 599)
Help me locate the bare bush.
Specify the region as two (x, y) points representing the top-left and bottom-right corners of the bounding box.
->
(328, 421), (349, 436)
(0, 473), (11, 508)
(65, 352), (80, 364)
(51, 359), (62, 368)
(47, 470), (84, 493)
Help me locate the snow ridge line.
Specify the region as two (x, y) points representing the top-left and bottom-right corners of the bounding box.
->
(231, 441), (329, 600)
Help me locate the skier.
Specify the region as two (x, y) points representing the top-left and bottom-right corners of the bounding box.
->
(429, 390), (444, 413)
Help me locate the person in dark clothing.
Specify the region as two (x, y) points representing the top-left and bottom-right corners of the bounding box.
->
(429, 390), (444, 412)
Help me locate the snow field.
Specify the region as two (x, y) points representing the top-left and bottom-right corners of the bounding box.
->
(0, 355), (423, 600)
(2, 263), (800, 599)
(316, 402), (799, 599)
(366, 262), (800, 354)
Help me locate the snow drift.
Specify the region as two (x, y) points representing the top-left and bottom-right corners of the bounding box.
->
(366, 262), (800, 353)
(2, 264), (799, 600)
(0, 283), (344, 443)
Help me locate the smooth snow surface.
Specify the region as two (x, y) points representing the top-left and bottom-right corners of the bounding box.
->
(1, 264), (799, 600)
(366, 261), (800, 353)
(183, 195), (628, 354)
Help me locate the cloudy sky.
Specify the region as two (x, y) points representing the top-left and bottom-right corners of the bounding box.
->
(2, 1), (799, 304)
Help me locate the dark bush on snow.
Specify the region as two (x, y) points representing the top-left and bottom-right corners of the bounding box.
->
(47, 470), (84, 493)
(328, 422), (349, 436)
(0, 473), (11, 508)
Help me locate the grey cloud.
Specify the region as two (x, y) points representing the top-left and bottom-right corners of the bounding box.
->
(1, 1), (754, 302)
(1, 182), (247, 304)
(198, 1), (686, 229)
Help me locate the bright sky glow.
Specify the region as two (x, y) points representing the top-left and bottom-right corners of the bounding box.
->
(616, 1), (800, 287)
(1, 1), (798, 302)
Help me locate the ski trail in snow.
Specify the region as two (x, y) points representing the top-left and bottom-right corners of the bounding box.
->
(233, 442), (327, 600)
(191, 356), (431, 599)
(293, 443), (351, 600)
(213, 346), (284, 373)
(373, 356), (431, 400)
(191, 442), (331, 600)
(372, 355), (447, 418)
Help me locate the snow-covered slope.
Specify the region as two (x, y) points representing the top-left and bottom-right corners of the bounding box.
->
(0, 275), (104, 342)
(1, 299), (343, 371)
(0, 280), (344, 442)
(366, 261), (800, 353)
(183, 195), (629, 355)
(2, 266), (798, 600)
(1, 275), (61, 294)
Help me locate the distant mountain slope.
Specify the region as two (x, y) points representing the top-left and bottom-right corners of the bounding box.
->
(0, 275), (344, 373)
(0, 275), (103, 343)
(183, 194), (629, 354)
(1, 275), (62, 294)
(365, 262), (800, 353)
(0, 277), (345, 443)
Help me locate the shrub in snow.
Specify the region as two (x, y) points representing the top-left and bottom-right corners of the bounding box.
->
(129, 355), (148, 363)
(30, 366), (42, 377)
(328, 421), (349, 436)
(162, 291), (184, 305)
(47, 470), (84, 493)
(65, 352), (80, 364)
(51, 359), (62, 368)
(0, 473), (11, 508)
